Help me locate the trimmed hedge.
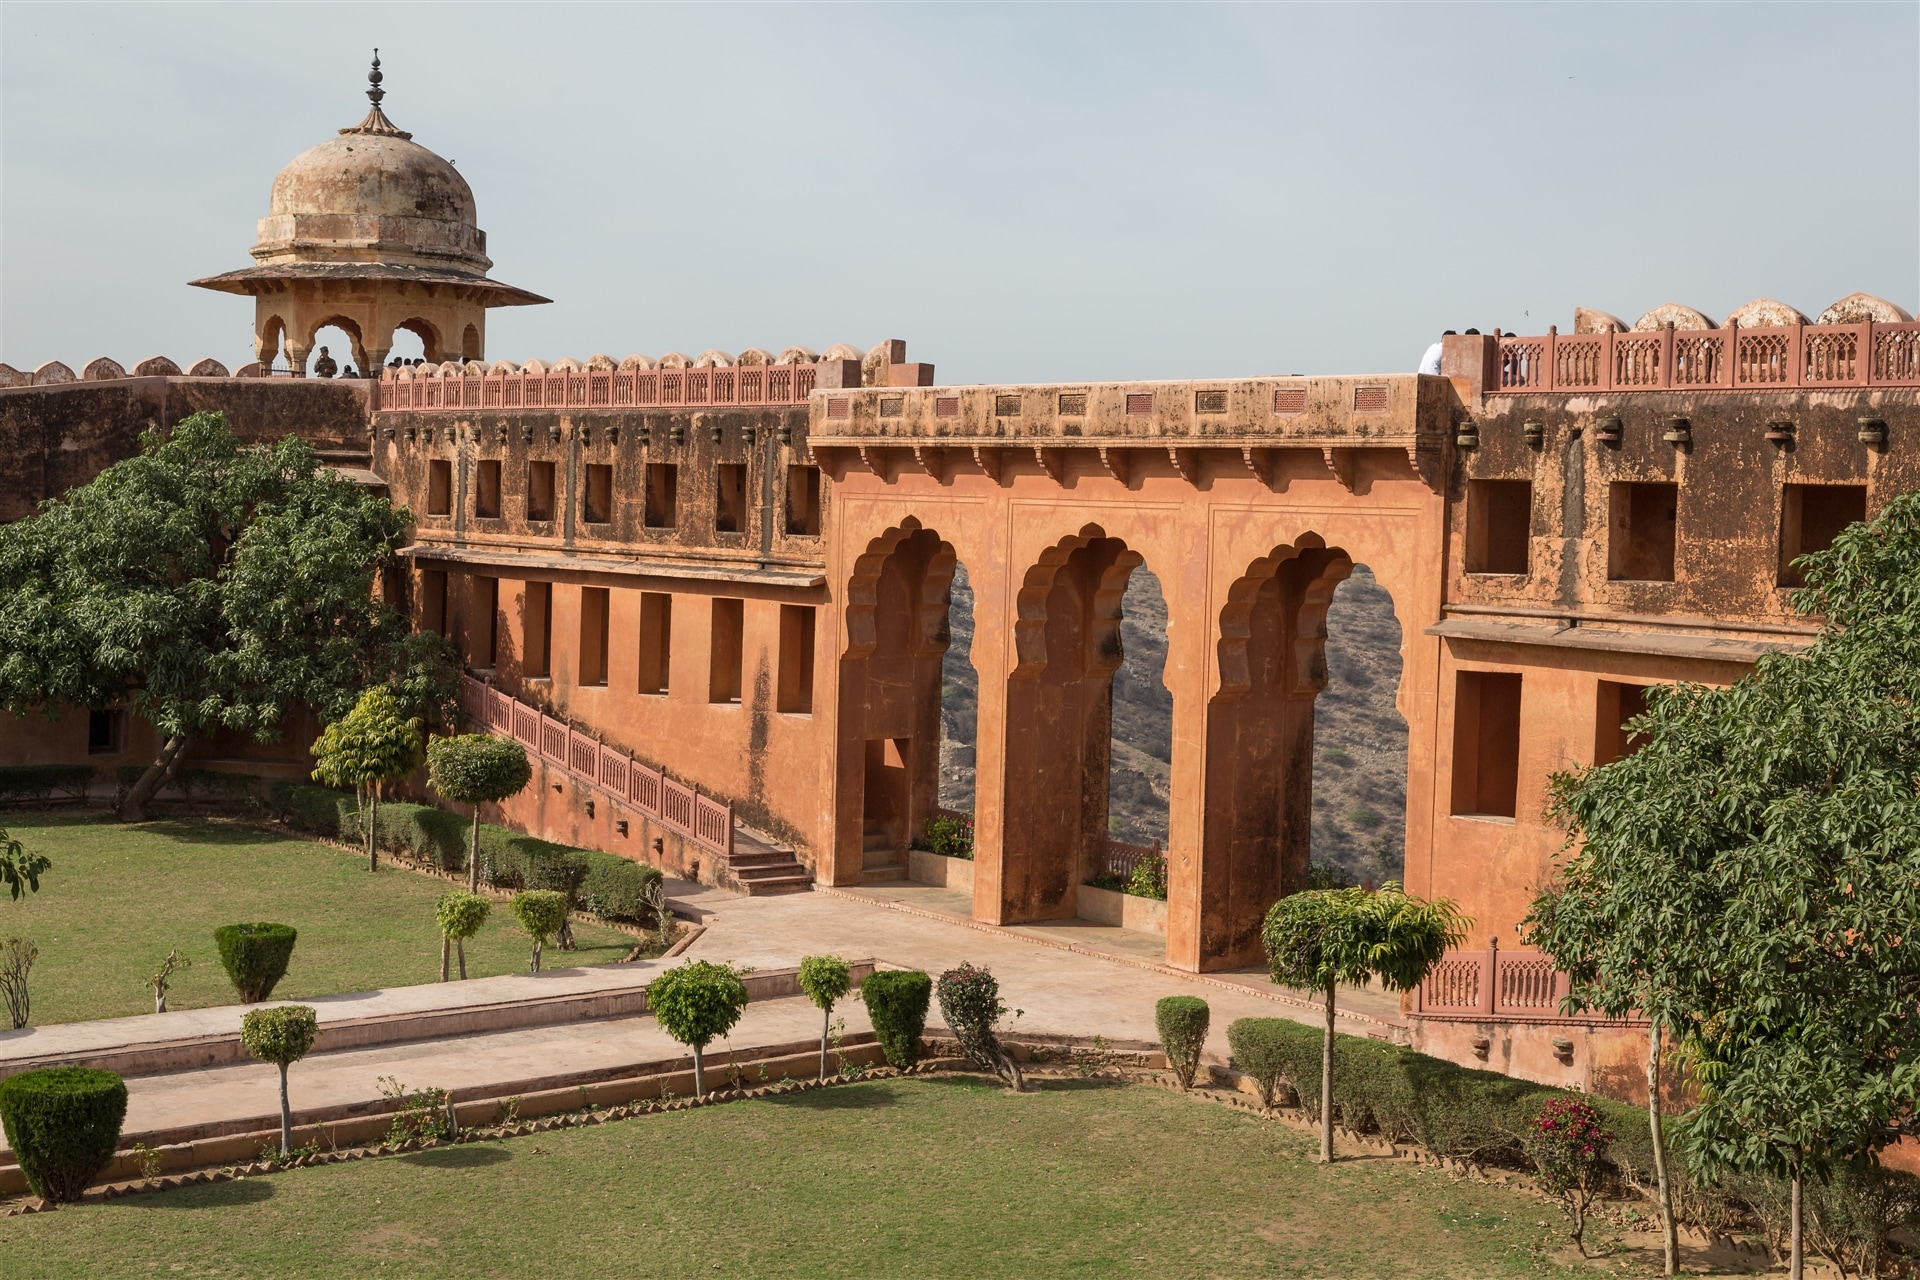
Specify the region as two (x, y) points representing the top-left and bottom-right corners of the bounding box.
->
(0, 765), (94, 808)
(276, 786), (663, 924)
(1224, 1017), (1297, 1108)
(214, 922), (298, 1003)
(1156, 996), (1210, 1090)
(0, 1067), (128, 1202)
(862, 969), (933, 1068)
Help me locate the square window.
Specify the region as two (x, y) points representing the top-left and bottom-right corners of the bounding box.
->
(716, 464), (747, 534)
(786, 466), (821, 536)
(1779, 484), (1866, 587)
(1595, 681), (1652, 765)
(87, 708), (123, 755)
(1607, 482), (1677, 582)
(527, 461), (556, 523)
(1465, 480), (1531, 575)
(427, 460), (452, 515)
(474, 460), (502, 518)
(584, 464), (613, 525)
(645, 464), (678, 529)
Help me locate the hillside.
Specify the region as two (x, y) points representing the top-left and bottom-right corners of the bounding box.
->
(937, 563), (1407, 888)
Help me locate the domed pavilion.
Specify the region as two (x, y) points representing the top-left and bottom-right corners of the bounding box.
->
(190, 53), (547, 376)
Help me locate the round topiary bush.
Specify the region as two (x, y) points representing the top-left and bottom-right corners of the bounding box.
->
(214, 922), (298, 1003)
(798, 956), (852, 1081)
(1155, 995), (1210, 1090)
(509, 890), (570, 973)
(0, 1067), (129, 1202)
(427, 734), (533, 891)
(648, 960), (750, 1098)
(862, 969), (932, 1069)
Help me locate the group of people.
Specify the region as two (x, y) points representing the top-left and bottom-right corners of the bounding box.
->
(304, 348), (453, 379)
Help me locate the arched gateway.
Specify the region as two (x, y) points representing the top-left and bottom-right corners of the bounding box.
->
(809, 376), (1450, 972)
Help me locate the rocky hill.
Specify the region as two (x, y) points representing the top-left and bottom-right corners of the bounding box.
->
(937, 563), (1407, 888)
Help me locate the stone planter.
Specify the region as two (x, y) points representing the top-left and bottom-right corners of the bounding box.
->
(1077, 883), (1167, 935)
(907, 849), (973, 893)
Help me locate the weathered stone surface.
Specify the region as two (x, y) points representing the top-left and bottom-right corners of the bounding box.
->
(186, 357), (229, 377)
(1722, 296), (1808, 328)
(1815, 291), (1912, 325)
(82, 357), (128, 381)
(1631, 302), (1714, 331)
(131, 356), (184, 377)
(33, 360), (75, 384)
(1571, 308), (1627, 334)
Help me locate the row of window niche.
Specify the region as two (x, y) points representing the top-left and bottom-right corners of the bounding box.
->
(422, 460), (822, 536)
(1462, 478), (1866, 585)
(1486, 416), (1887, 453)
(1450, 672), (1656, 822)
(429, 572), (816, 715)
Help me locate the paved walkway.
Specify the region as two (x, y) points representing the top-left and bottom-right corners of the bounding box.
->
(1, 878), (1401, 1157)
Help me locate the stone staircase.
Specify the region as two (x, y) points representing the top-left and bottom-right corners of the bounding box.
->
(716, 827), (815, 896)
(860, 819), (907, 885)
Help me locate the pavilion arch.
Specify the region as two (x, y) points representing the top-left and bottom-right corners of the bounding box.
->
(834, 518), (961, 883)
(462, 324), (482, 360)
(305, 314), (367, 376)
(1199, 535), (1356, 967)
(395, 318), (443, 365)
(258, 315), (288, 368)
(999, 524), (1153, 923)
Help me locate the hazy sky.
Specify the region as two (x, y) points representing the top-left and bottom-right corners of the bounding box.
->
(3, 3), (1916, 383)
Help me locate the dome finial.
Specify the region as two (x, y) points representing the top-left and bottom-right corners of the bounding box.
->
(340, 49), (411, 140)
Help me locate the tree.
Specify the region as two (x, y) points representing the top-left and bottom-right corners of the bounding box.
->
(0, 828), (49, 901)
(240, 1004), (319, 1158)
(1262, 883), (1467, 1162)
(310, 685), (423, 872)
(648, 960), (750, 1098)
(0, 413), (458, 821)
(434, 891), (491, 981)
(426, 734), (532, 891)
(797, 955), (851, 1081)
(1525, 489), (1920, 1280)
(936, 963), (1024, 1092)
(508, 890), (568, 974)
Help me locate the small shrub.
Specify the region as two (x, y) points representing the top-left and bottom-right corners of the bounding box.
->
(1155, 996), (1209, 1089)
(0, 1067), (128, 1202)
(1, 936), (37, 1029)
(936, 963), (1023, 1091)
(241, 1004), (319, 1158)
(862, 969), (932, 1069)
(581, 853), (663, 923)
(1525, 1096), (1612, 1255)
(920, 814), (974, 860)
(214, 922), (298, 1003)
(368, 802), (467, 872)
(148, 947), (190, 1014)
(0, 764), (93, 808)
(376, 1075), (450, 1145)
(509, 890), (569, 973)
(799, 956), (853, 1081)
(648, 960), (750, 1097)
(280, 784), (358, 838)
(1127, 856), (1168, 900)
(434, 891), (491, 981)
(1225, 1017), (1297, 1108)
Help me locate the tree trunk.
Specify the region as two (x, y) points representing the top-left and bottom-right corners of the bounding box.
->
(440, 935), (451, 983)
(820, 1005), (831, 1081)
(366, 785), (379, 872)
(1790, 1161), (1804, 1280)
(119, 732), (194, 822)
(155, 988), (166, 1015)
(692, 1043), (706, 1098)
(531, 939), (542, 974)
(457, 937), (468, 981)
(1646, 1017), (1677, 1276)
(277, 1062), (293, 1158)
(1321, 978), (1337, 1163)
(468, 804), (482, 892)
(557, 916), (576, 951)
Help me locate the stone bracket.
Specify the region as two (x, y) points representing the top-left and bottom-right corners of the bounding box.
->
(971, 445), (1004, 484)
(1322, 446), (1357, 490)
(1098, 446), (1131, 485)
(1240, 446), (1278, 489)
(1034, 446), (1067, 484)
(1168, 447), (1200, 486)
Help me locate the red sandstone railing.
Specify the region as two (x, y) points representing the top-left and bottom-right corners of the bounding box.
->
(1099, 837), (1165, 891)
(1411, 940), (1628, 1022)
(374, 364), (820, 414)
(1492, 321), (1920, 394)
(457, 673), (732, 858)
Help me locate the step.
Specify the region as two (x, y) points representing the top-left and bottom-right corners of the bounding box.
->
(737, 872), (815, 896)
(860, 865), (908, 885)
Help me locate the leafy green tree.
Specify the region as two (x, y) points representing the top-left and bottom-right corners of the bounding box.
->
(0, 413), (458, 820)
(508, 890), (569, 973)
(0, 828), (49, 901)
(1262, 883), (1467, 1162)
(310, 686), (423, 872)
(797, 955), (851, 1081)
(648, 960), (750, 1098)
(434, 891), (491, 982)
(241, 1004), (319, 1158)
(1527, 489), (1920, 1280)
(426, 734), (532, 891)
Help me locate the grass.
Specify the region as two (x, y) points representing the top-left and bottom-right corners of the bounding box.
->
(0, 1077), (1613, 1279)
(0, 812), (637, 1024)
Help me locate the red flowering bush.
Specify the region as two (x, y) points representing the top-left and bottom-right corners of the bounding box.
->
(1525, 1096), (1613, 1254)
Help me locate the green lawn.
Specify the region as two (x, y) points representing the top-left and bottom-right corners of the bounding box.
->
(0, 813), (636, 1024)
(0, 1077), (1613, 1279)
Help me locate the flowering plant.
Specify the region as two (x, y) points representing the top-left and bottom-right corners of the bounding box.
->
(1525, 1095), (1613, 1254)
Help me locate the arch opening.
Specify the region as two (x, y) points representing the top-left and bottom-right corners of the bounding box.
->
(937, 559), (979, 817)
(306, 318), (366, 379)
(1309, 566), (1409, 891)
(394, 318), (442, 366)
(1199, 535), (1356, 967)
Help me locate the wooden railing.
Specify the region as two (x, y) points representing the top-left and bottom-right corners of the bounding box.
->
(457, 673), (732, 858)
(1411, 940), (1630, 1022)
(1492, 321), (1920, 394)
(375, 363), (820, 413)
